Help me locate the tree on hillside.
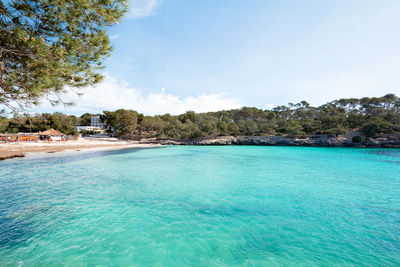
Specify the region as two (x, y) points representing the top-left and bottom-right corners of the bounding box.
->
(102, 109), (138, 137)
(79, 113), (96, 126)
(140, 116), (166, 133)
(1, 112), (79, 134)
(361, 117), (397, 137)
(0, 0), (127, 111)
(1, 94), (398, 138)
(0, 115), (8, 132)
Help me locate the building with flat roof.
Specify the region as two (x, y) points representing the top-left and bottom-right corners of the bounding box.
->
(76, 126), (104, 134)
(91, 116), (104, 128)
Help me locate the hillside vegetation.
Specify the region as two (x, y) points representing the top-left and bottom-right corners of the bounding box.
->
(1, 94), (399, 139)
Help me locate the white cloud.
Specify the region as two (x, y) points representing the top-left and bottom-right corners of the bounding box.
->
(109, 34), (120, 40)
(37, 75), (242, 115)
(128, 0), (159, 19)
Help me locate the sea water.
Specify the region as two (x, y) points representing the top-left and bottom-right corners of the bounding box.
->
(0, 146), (399, 266)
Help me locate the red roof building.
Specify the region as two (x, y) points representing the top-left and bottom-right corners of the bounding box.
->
(39, 129), (66, 136)
(39, 129), (67, 141)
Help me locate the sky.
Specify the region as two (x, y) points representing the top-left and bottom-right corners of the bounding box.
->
(36, 0), (400, 115)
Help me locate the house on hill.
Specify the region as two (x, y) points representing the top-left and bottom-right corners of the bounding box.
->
(39, 129), (67, 141)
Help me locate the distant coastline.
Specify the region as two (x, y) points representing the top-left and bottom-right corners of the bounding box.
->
(140, 135), (400, 148)
(1, 134), (399, 161)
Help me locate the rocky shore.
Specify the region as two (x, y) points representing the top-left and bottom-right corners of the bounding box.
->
(141, 135), (400, 148)
(0, 153), (25, 161)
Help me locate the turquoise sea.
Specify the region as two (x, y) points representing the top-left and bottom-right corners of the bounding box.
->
(0, 146), (399, 266)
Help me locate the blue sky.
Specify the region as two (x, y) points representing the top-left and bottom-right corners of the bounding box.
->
(38, 0), (400, 115)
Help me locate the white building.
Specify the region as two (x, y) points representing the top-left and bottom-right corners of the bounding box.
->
(75, 116), (105, 134)
(91, 116), (105, 128)
(76, 126), (104, 134)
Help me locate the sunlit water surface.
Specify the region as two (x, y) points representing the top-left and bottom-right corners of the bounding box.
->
(0, 146), (399, 265)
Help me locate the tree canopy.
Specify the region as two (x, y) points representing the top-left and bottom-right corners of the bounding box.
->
(1, 94), (399, 139)
(0, 0), (127, 110)
(99, 94), (400, 139)
(102, 109), (139, 137)
(1, 112), (79, 135)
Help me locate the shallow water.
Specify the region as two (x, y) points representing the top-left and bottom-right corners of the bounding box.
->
(0, 146), (399, 265)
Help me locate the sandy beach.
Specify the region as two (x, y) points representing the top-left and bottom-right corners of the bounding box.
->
(0, 137), (160, 160)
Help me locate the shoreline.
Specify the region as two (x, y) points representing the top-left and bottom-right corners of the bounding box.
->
(25, 143), (161, 158)
(2, 135), (400, 161)
(0, 138), (160, 161)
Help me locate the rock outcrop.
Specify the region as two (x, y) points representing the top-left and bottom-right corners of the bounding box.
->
(0, 153), (25, 160)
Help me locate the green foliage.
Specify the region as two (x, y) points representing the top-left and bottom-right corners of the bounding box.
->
(361, 117), (395, 136)
(79, 113), (94, 126)
(102, 109), (138, 138)
(107, 94), (400, 139)
(1, 112), (78, 135)
(0, 0), (127, 110)
(237, 120), (258, 135)
(227, 122), (240, 136)
(352, 136), (362, 143)
(216, 121), (229, 135)
(1, 94), (399, 139)
(140, 116), (166, 133)
(324, 126), (346, 137)
(200, 120), (216, 135)
(281, 120), (305, 135)
(0, 116), (9, 132)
